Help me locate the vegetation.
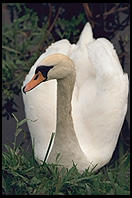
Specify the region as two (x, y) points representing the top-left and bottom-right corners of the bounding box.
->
(2, 115), (130, 195)
(2, 3), (86, 119)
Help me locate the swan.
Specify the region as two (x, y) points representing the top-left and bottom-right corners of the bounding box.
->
(22, 23), (128, 171)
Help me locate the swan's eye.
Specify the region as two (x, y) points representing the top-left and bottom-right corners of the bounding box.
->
(34, 73), (39, 80)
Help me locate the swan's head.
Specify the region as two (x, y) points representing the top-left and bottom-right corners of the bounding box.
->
(23, 53), (75, 93)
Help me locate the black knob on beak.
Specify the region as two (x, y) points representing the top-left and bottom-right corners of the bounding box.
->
(23, 86), (26, 94)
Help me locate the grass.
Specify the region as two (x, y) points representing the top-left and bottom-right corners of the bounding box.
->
(2, 115), (130, 195)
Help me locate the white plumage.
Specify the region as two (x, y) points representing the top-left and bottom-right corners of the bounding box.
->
(22, 23), (128, 171)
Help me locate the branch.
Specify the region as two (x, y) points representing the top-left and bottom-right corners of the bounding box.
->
(82, 3), (95, 28)
(47, 3), (52, 29)
(96, 6), (129, 19)
(48, 7), (61, 33)
(82, 3), (93, 18)
(38, 7), (61, 52)
(2, 45), (21, 54)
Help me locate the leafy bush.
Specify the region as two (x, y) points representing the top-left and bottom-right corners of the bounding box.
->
(2, 4), (53, 99)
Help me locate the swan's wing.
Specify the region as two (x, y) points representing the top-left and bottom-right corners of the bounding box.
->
(72, 37), (129, 168)
(85, 37), (129, 120)
(22, 79), (57, 162)
(86, 38), (123, 82)
(22, 39), (75, 162)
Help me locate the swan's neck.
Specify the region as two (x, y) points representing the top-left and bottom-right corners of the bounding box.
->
(56, 77), (75, 138)
(47, 74), (88, 169)
(55, 75), (78, 146)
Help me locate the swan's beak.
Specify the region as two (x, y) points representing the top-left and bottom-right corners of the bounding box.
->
(23, 71), (46, 94)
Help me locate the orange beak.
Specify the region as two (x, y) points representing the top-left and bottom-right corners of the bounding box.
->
(23, 71), (46, 93)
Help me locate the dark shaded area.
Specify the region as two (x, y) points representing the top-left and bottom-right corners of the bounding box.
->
(110, 118), (130, 163)
(2, 98), (18, 120)
(27, 3), (130, 40)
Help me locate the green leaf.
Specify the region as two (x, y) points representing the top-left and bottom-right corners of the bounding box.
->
(17, 118), (27, 127)
(2, 175), (8, 193)
(85, 184), (92, 195)
(114, 183), (130, 195)
(15, 128), (23, 137)
(30, 176), (41, 186)
(2, 45), (21, 54)
(44, 132), (55, 163)
(12, 113), (19, 122)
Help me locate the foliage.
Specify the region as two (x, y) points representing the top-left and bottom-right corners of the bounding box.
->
(2, 3), (52, 117)
(2, 115), (130, 195)
(55, 13), (86, 42)
(2, 3), (86, 118)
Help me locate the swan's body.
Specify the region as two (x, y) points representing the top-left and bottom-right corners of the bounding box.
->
(22, 23), (128, 171)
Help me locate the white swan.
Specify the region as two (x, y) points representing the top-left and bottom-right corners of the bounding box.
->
(22, 23), (128, 171)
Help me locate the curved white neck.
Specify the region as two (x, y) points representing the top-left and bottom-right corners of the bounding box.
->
(47, 74), (88, 170)
(56, 76), (78, 142)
